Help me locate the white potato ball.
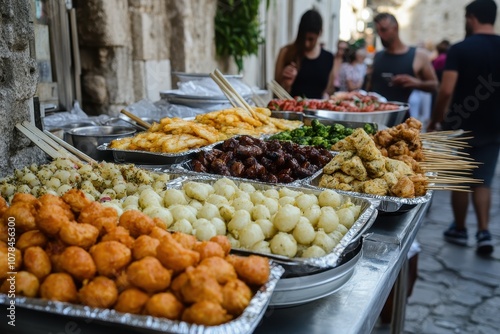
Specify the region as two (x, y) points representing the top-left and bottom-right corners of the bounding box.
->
(113, 183), (127, 199)
(303, 205), (321, 227)
(335, 224), (349, 236)
(163, 188), (188, 206)
(211, 217), (226, 235)
(53, 170), (71, 184)
(197, 202), (221, 220)
(239, 223), (265, 248)
(270, 232), (298, 257)
(295, 194), (319, 211)
(328, 231), (344, 244)
(263, 188), (280, 200)
(219, 204), (235, 222)
(123, 195), (139, 208)
(278, 196), (296, 207)
(216, 185), (236, 200)
(301, 245), (326, 258)
(279, 188), (302, 198)
(232, 198), (254, 213)
(232, 190), (251, 201)
(227, 234), (240, 249)
(317, 207), (339, 233)
(251, 204), (270, 221)
(263, 198), (279, 215)
(255, 219), (277, 239)
(227, 210), (251, 235)
(126, 182), (138, 195)
(250, 191), (267, 205)
(251, 240), (271, 254)
(348, 204), (362, 219)
(170, 218), (193, 234)
(143, 206), (173, 227)
(155, 174), (170, 183)
(46, 177), (61, 190)
(206, 194), (229, 207)
(101, 202), (123, 217)
(239, 183), (256, 193)
(318, 189), (342, 208)
(193, 219), (217, 241)
(36, 168), (53, 181)
(313, 230), (337, 253)
(101, 188), (117, 200)
(213, 178), (237, 193)
(123, 205), (139, 212)
(293, 217), (316, 245)
(170, 205), (196, 223)
(56, 184), (73, 196)
(17, 184), (31, 194)
(139, 188), (162, 208)
(337, 208), (356, 228)
(183, 182), (214, 201)
(273, 204), (301, 232)
(189, 199), (203, 211)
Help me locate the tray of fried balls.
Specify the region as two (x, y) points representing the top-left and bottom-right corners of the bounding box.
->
(0, 190), (284, 334)
(308, 119), (432, 213)
(172, 135), (334, 184)
(164, 175), (378, 276)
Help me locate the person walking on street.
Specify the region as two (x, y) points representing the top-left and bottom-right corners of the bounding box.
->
(428, 0), (500, 255)
(367, 13), (438, 103)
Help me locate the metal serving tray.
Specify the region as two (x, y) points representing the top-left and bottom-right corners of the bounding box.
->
(166, 175), (379, 275)
(0, 264), (284, 334)
(304, 170), (433, 213)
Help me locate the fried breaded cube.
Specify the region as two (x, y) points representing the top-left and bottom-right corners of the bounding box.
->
(340, 156), (368, 181)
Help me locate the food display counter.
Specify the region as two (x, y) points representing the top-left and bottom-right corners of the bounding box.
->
(0, 201), (430, 334)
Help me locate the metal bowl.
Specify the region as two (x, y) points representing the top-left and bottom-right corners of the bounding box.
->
(172, 71), (243, 82)
(60, 121), (98, 145)
(66, 126), (136, 161)
(304, 102), (409, 127)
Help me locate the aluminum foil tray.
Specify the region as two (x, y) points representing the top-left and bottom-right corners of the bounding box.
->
(97, 142), (204, 165)
(0, 264), (284, 334)
(304, 170), (433, 213)
(165, 174), (379, 276)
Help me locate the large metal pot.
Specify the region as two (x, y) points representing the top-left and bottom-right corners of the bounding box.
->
(66, 126), (136, 161)
(60, 121), (98, 145)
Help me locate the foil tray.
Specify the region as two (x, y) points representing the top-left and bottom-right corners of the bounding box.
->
(0, 264), (284, 334)
(165, 174), (379, 276)
(304, 170), (433, 213)
(97, 142), (203, 165)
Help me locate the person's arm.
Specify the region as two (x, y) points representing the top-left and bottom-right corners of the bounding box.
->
(427, 70), (458, 131)
(274, 46), (296, 93)
(392, 49), (438, 93)
(323, 57), (336, 97)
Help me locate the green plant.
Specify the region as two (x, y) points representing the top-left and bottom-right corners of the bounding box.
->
(215, 0), (267, 73)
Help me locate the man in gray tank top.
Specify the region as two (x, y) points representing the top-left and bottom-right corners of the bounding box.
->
(367, 13), (438, 104)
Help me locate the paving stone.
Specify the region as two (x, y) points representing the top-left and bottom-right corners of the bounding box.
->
(447, 289), (483, 306)
(463, 324), (499, 334)
(421, 317), (464, 334)
(432, 303), (469, 317)
(460, 270), (500, 287)
(407, 281), (443, 306)
(471, 296), (500, 327)
(405, 304), (430, 322)
(418, 256), (445, 272)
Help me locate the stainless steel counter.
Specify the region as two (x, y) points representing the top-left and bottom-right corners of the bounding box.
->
(0, 202), (430, 334)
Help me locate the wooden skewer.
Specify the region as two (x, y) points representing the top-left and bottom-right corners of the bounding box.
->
(421, 130), (471, 137)
(429, 179), (483, 184)
(434, 171), (474, 176)
(423, 147), (470, 156)
(209, 73), (239, 108)
(120, 110), (152, 130)
(423, 152), (475, 161)
(16, 124), (61, 159)
(271, 79), (293, 99)
(43, 130), (96, 164)
(268, 82), (287, 100)
(426, 187), (472, 192)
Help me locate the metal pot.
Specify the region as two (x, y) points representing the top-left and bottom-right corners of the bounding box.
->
(61, 121), (98, 145)
(66, 126), (136, 161)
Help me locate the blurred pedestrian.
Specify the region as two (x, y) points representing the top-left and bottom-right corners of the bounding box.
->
(333, 40), (349, 92)
(274, 9), (335, 99)
(338, 46), (367, 92)
(432, 40), (451, 82)
(367, 13), (438, 103)
(428, 0), (500, 255)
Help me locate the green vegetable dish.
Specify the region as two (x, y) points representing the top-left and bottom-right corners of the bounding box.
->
(269, 119), (378, 149)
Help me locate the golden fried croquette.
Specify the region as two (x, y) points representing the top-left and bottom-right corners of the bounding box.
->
(156, 238), (200, 273)
(209, 235), (231, 256)
(181, 300), (232, 326)
(23, 246), (51, 280)
(390, 175), (415, 198)
(221, 278), (252, 316)
(145, 292), (184, 320)
(78, 202), (118, 235)
(198, 257), (237, 285)
(79, 276), (118, 308)
(347, 128), (383, 161)
(180, 267), (223, 304)
(153, 217), (167, 230)
(16, 230), (48, 251)
(4, 202), (38, 232)
(149, 226), (171, 240)
(118, 210), (155, 238)
(0, 196), (8, 218)
(132, 235), (160, 260)
(362, 178), (389, 196)
(0, 221), (7, 243)
(35, 204), (71, 236)
(101, 226), (135, 249)
(40, 273), (78, 303)
(193, 241), (225, 260)
(62, 188), (92, 213)
(114, 288), (150, 314)
(126, 256), (172, 293)
(0, 271), (39, 297)
(90, 241), (131, 278)
(44, 239), (66, 272)
(226, 255), (269, 286)
(38, 194), (74, 220)
(59, 246), (96, 281)
(172, 232), (197, 250)
(410, 174), (428, 197)
(114, 270), (132, 292)
(11, 193), (41, 208)
(170, 271), (189, 300)
(0, 246), (21, 280)
(341, 156), (367, 181)
(59, 222), (99, 249)
(364, 158), (387, 178)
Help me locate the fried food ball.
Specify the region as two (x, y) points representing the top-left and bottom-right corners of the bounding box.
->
(172, 232), (197, 250)
(0, 271), (39, 297)
(114, 288), (150, 314)
(16, 230), (48, 251)
(182, 300), (232, 326)
(0, 196), (8, 218)
(101, 226), (135, 249)
(170, 271), (189, 300)
(44, 239), (66, 272)
(0, 221), (7, 243)
(156, 238), (200, 273)
(144, 292), (184, 320)
(221, 278), (252, 316)
(59, 246), (96, 281)
(11, 193), (41, 208)
(126, 256), (172, 293)
(118, 210), (155, 238)
(59, 222), (99, 249)
(62, 188), (92, 213)
(90, 241), (131, 277)
(78, 202), (118, 235)
(153, 217), (167, 230)
(4, 202), (38, 232)
(23, 246), (51, 280)
(149, 226), (170, 240)
(132, 235), (160, 260)
(209, 235), (231, 256)
(35, 204), (71, 236)
(79, 276), (118, 308)
(114, 270), (132, 292)
(38, 194), (74, 220)
(226, 255), (269, 286)
(180, 267), (223, 304)
(193, 241), (225, 260)
(198, 257), (237, 285)
(40, 273), (78, 303)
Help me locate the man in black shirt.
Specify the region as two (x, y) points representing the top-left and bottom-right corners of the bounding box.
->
(429, 0), (500, 255)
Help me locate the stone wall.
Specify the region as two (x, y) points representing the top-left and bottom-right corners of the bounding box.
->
(0, 0), (47, 177)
